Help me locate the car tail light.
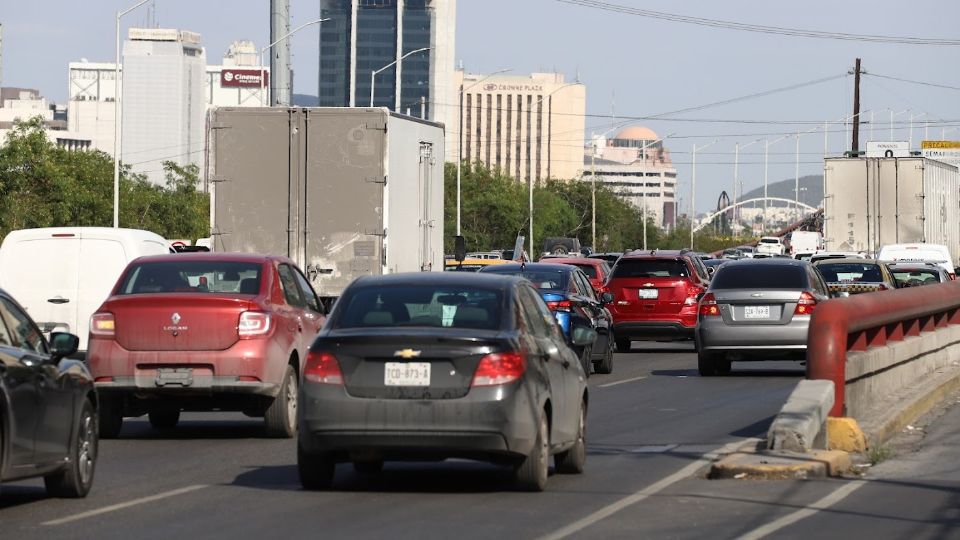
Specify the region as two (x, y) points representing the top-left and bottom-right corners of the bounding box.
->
(303, 351), (343, 385)
(238, 311), (271, 338)
(684, 285), (705, 306)
(698, 293), (719, 316)
(90, 313), (116, 337)
(472, 351), (526, 387)
(794, 291), (817, 315)
(546, 300), (572, 312)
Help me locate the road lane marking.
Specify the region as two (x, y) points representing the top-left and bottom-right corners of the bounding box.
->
(598, 376), (647, 388)
(539, 439), (750, 540)
(735, 480), (866, 540)
(42, 484), (209, 526)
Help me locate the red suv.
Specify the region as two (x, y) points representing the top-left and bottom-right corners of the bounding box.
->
(545, 257), (612, 294)
(606, 251), (711, 352)
(87, 253), (326, 438)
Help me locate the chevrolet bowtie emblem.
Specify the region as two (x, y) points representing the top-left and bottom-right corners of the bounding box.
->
(393, 349), (422, 359)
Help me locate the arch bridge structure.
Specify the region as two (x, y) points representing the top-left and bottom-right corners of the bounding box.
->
(693, 197), (818, 234)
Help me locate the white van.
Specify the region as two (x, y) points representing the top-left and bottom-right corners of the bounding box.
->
(0, 227), (171, 353)
(787, 231), (823, 256)
(877, 243), (956, 280)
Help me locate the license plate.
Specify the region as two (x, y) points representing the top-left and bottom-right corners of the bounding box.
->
(637, 289), (659, 299)
(384, 362), (431, 386)
(744, 306), (771, 319)
(155, 368), (193, 387)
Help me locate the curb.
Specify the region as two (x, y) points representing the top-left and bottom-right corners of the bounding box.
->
(709, 444), (850, 479)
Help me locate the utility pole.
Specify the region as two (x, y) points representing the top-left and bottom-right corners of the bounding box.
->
(851, 58), (862, 153)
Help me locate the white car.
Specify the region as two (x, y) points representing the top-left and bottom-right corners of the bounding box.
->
(755, 236), (785, 256)
(877, 243), (956, 281)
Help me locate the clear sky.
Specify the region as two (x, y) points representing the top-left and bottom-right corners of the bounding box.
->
(2, 0), (959, 212)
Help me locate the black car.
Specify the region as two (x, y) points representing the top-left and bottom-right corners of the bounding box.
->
(297, 273), (593, 492)
(478, 263), (615, 375)
(0, 289), (96, 497)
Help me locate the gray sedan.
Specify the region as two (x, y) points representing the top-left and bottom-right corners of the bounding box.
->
(297, 272), (593, 491)
(695, 258), (832, 376)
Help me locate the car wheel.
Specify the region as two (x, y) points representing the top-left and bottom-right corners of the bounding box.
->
(514, 410), (549, 491)
(698, 349), (717, 377)
(148, 410), (180, 430)
(555, 400), (586, 474)
(44, 399), (98, 498)
(298, 444), (335, 490)
(264, 364), (298, 438)
(615, 336), (631, 353)
(577, 345), (592, 377)
(98, 399), (123, 439)
(594, 332), (614, 374)
(353, 460), (384, 474)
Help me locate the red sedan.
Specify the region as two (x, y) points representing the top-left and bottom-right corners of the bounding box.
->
(544, 257), (613, 294)
(87, 253), (326, 438)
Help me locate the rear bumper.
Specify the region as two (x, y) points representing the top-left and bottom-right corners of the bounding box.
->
(697, 317), (810, 358)
(299, 382), (539, 461)
(612, 321), (695, 340)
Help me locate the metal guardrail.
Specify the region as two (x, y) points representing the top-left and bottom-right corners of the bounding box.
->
(806, 281), (960, 416)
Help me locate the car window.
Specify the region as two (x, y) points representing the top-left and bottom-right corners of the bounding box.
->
(807, 266), (827, 295)
(574, 263), (597, 279)
(290, 266), (322, 313)
(689, 257), (709, 281)
(710, 264), (807, 290)
(574, 271), (597, 300)
(612, 259), (688, 278)
(817, 263), (884, 283)
(518, 286), (550, 338)
(334, 285), (503, 330)
(524, 286), (563, 339)
(481, 267), (570, 290)
(277, 264), (306, 308)
(0, 306), (14, 347)
(0, 298), (48, 354)
(118, 260), (262, 294)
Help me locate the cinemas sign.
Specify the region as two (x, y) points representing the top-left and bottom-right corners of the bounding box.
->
(221, 69), (267, 88)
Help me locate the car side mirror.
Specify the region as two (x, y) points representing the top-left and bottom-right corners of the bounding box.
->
(600, 292), (614, 304)
(707, 267), (715, 275)
(49, 332), (80, 360)
(571, 325), (597, 347)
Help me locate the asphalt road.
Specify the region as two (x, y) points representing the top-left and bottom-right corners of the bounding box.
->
(1, 343), (957, 539)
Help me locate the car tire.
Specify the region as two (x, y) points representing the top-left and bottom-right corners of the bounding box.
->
(44, 399), (97, 498)
(578, 345), (592, 377)
(716, 357), (732, 376)
(353, 460), (384, 474)
(514, 411), (549, 492)
(264, 364), (298, 438)
(98, 400), (123, 439)
(698, 350), (718, 377)
(555, 400), (586, 474)
(593, 332), (614, 374)
(615, 336), (631, 353)
(148, 410), (180, 430)
(298, 444), (335, 490)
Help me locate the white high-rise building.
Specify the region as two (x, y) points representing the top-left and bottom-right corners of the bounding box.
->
(121, 28), (206, 185)
(67, 61), (117, 154)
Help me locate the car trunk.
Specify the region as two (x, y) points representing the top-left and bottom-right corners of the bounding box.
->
(109, 295), (256, 351)
(711, 289), (803, 325)
(330, 331), (507, 400)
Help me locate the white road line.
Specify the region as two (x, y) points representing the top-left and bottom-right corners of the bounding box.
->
(598, 375), (648, 388)
(42, 484), (209, 526)
(538, 439), (750, 540)
(735, 480), (867, 540)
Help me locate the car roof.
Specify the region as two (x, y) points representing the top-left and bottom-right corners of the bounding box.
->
(352, 271), (522, 289)
(546, 257), (603, 267)
(813, 258), (880, 265)
(619, 251), (691, 261)
(481, 262), (577, 273)
(445, 258), (509, 266)
(131, 252), (284, 264)
(722, 258), (809, 269)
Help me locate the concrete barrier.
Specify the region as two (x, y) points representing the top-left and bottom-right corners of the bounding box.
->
(767, 380), (834, 452)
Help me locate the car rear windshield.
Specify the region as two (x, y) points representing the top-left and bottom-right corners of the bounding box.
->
(612, 259), (688, 279)
(571, 264), (597, 278)
(481, 267), (570, 290)
(119, 261), (262, 294)
(759, 238), (780, 244)
(891, 269), (942, 285)
(710, 264), (808, 290)
(334, 285), (503, 330)
(817, 263), (884, 283)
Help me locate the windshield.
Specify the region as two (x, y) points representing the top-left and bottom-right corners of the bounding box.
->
(612, 259), (688, 279)
(334, 285), (503, 330)
(480, 267), (571, 290)
(817, 263), (884, 283)
(711, 264), (808, 290)
(118, 261), (263, 294)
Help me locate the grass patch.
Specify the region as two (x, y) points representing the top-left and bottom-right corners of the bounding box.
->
(867, 445), (895, 465)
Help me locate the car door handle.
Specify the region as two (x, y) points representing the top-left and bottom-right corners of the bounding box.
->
(47, 297), (70, 304)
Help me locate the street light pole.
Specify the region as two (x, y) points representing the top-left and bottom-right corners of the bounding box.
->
(113, 0), (152, 228)
(369, 46), (431, 108)
(690, 139), (718, 250)
(456, 68), (511, 236)
(260, 18), (328, 107)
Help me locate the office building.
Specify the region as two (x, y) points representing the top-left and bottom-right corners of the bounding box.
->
(121, 28), (206, 185)
(67, 61), (118, 154)
(317, 0), (456, 124)
(454, 70), (586, 182)
(583, 126), (678, 228)
(1, 87), (91, 150)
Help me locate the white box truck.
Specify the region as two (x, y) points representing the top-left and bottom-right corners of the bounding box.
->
(207, 107), (444, 304)
(0, 227), (171, 352)
(823, 157), (960, 264)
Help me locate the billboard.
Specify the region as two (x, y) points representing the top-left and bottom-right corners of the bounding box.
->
(921, 140), (960, 168)
(221, 69), (268, 88)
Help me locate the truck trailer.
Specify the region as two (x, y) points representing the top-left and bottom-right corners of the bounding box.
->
(207, 107), (444, 303)
(823, 156), (960, 264)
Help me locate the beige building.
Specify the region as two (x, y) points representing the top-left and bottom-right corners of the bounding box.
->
(451, 70), (585, 182)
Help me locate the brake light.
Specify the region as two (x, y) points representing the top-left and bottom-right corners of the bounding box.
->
(698, 293), (719, 316)
(238, 311), (271, 338)
(472, 351), (526, 387)
(90, 313), (116, 337)
(546, 300), (572, 312)
(303, 351), (343, 385)
(794, 291), (817, 315)
(684, 285), (705, 306)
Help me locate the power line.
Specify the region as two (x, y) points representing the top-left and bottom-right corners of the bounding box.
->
(865, 73), (960, 92)
(554, 0), (960, 45)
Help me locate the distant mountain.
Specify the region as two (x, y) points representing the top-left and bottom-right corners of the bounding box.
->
(292, 93), (319, 107)
(740, 174), (823, 208)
